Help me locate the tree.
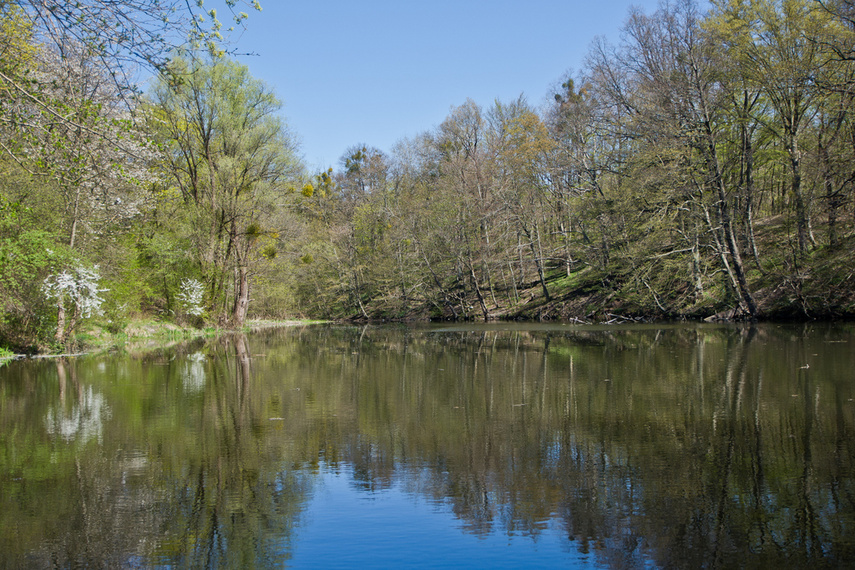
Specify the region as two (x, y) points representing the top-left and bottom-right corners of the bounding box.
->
(583, 0), (759, 316)
(0, 8), (159, 347)
(28, 40), (156, 252)
(546, 76), (606, 276)
(337, 145), (393, 318)
(436, 99), (500, 319)
(813, 0), (855, 248)
(151, 56), (300, 326)
(0, 1), (268, 348)
(491, 97), (556, 302)
(713, 0), (839, 255)
(0, 1), (264, 172)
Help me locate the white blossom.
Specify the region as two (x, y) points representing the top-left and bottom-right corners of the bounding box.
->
(177, 278), (205, 316)
(42, 265), (107, 318)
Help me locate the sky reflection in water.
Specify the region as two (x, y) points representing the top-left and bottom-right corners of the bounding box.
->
(0, 322), (853, 568)
(288, 465), (590, 569)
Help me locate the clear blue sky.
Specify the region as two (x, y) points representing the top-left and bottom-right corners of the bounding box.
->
(233, 0), (666, 170)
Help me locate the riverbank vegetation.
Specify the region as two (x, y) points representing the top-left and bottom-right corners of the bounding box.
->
(1, 0), (854, 353)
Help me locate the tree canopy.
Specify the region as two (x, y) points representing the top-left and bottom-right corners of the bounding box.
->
(2, 0), (855, 353)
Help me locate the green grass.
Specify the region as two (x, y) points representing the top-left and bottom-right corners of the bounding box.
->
(547, 266), (593, 291)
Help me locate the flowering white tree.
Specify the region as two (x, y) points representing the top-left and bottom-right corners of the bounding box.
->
(42, 264), (107, 345)
(177, 278), (205, 317)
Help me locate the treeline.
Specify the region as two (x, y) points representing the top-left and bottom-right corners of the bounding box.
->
(2, 0), (855, 352)
(288, 0), (855, 322)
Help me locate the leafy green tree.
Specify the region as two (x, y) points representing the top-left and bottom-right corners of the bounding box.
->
(337, 145), (391, 317)
(0, 177), (68, 350)
(580, 0), (759, 316)
(435, 99), (501, 319)
(546, 76), (606, 276)
(151, 56), (300, 326)
(812, 1), (855, 249)
(24, 42), (157, 344)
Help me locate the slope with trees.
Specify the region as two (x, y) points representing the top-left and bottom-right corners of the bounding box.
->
(283, 0), (855, 322)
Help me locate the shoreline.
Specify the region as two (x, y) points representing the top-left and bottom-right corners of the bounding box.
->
(3, 315), (853, 362)
(1, 319), (322, 361)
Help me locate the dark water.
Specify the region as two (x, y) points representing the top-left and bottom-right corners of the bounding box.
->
(1, 322), (854, 568)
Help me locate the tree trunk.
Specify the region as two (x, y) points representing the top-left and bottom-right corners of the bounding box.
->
(720, 197), (756, 317)
(523, 222), (551, 302)
(232, 264), (250, 327)
(55, 298), (67, 345)
(467, 254), (490, 320)
(741, 119), (764, 273)
(559, 219), (573, 277)
(818, 122), (843, 249)
(698, 95), (757, 317)
(789, 145), (810, 256)
(481, 223), (498, 308)
(691, 220), (704, 301)
(421, 249), (458, 319)
(352, 272), (369, 319)
(702, 202), (746, 315)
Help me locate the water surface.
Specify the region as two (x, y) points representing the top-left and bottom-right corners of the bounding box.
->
(1, 322), (853, 568)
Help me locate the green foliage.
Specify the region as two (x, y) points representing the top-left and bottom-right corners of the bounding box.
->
(150, 54), (301, 326)
(279, 0), (854, 322)
(1, 0), (854, 351)
(0, 183), (75, 349)
(0, 2), (300, 351)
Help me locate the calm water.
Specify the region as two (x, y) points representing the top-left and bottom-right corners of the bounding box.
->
(1, 322), (854, 568)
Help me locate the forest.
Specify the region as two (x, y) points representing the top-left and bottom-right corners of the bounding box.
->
(1, 0), (854, 353)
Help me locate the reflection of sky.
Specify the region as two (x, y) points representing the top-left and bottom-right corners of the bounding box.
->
(45, 386), (111, 444)
(286, 465), (590, 568)
(182, 352), (207, 393)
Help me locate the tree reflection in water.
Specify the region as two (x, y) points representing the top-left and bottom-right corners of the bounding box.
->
(0, 323), (853, 567)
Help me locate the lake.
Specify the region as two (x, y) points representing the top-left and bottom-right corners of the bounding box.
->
(1, 322), (853, 568)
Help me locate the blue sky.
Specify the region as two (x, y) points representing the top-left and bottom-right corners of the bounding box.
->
(233, 0), (665, 170)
